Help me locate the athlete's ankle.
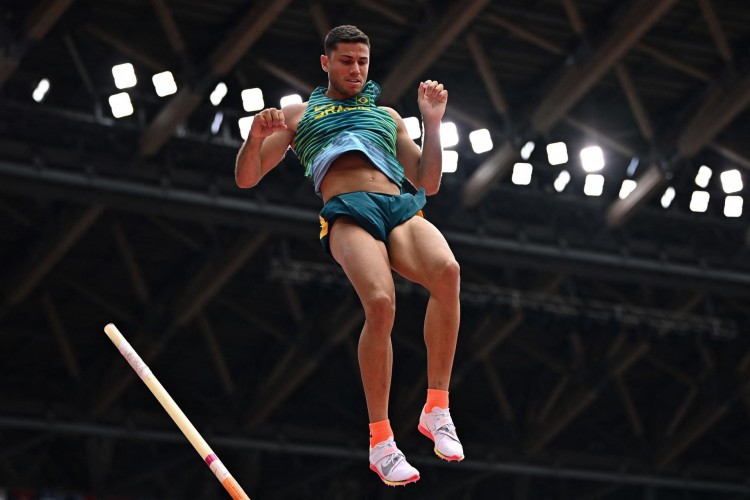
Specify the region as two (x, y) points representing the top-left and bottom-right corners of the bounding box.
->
(369, 418), (393, 448)
(425, 388), (449, 412)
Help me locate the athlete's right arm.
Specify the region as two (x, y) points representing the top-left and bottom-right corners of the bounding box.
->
(235, 105), (303, 188)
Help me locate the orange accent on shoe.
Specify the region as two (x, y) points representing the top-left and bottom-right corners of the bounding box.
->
(369, 464), (420, 486)
(425, 389), (449, 413)
(418, 423), (464, 461)
(369, 419), (393, 448)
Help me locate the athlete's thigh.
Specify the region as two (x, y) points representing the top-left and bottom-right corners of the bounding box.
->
(387, 216), (456, 286)
(329, 216), (395, 299)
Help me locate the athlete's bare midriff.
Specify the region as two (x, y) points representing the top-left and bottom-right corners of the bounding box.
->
(320, 151), (400, 203)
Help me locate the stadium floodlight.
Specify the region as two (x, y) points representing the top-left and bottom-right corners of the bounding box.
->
(724, 196), (743, 217)
(112, 63), (137, 89)
(404, 116), (421, 140)
(520, 141), (535, 160)
(660, 186), (675, 208)
(242, 88), (264, 112)
(32, 78), (50, 102)
(442, 150), (458, 173)
(238, 116), (254, 140)
(152, 71), (177, 97)
(583, 174), (604, 196)
(553, 170), (571, 192)
(618, 179), (637, 199)
(512, 163), (532, 185)
(211, 111), (224, 135)
(108, 92), (134, 118)
(210, 82), (228, 106)
(580, 146), (605, 172)
(469, 128), (493, 154)
(280, 94), (303, 107)
(720, 169), (743, 194)
(440, 121), (459, 148)
(689, 191), (709, 212)
(695, 165), (712, 188)
(547, 142), (568, 165)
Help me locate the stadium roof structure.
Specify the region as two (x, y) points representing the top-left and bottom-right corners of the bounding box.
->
(1, 1), (749, 498)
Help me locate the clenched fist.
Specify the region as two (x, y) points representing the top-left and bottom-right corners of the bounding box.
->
(250, 108), (288, 138)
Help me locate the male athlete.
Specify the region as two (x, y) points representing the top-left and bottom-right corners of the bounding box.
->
(235, 25), (463, 486)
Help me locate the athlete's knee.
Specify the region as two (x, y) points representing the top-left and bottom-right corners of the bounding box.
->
(361, 292), (396, 332)
(428, 258), (460, 297)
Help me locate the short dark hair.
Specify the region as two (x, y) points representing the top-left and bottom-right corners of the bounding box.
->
(324, 25), (370, 55)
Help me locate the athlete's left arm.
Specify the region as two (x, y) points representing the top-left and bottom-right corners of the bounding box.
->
(385, 80), (448, 195)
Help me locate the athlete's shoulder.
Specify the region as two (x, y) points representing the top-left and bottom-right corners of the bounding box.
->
(281, 102), (308, 130)
(379, 106), (403, 122)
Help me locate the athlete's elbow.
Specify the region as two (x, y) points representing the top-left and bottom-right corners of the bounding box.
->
(422, 179), (441, 196)
(236, 176), (260, 189)
(235, 170), (259, 189)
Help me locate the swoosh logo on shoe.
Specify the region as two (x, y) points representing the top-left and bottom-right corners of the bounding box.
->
(381, 456), (400, 477)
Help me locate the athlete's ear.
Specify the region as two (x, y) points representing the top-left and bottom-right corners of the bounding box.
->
(321, 54), (329, 73)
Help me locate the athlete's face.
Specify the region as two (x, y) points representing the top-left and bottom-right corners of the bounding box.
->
(321, 42), (370, 100)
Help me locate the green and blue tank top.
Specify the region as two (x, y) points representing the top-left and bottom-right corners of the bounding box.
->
(293, 80), (406, 196)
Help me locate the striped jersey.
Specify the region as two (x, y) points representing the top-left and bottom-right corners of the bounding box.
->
(293, 80), (406, 196)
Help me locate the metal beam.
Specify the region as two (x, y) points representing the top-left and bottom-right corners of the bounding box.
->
(535, 374), (570, 424)
(710, 142), (750, 172)
(655, 403), (731, 468)
(462, 142), (520, 207)
(665, 387), (698, 437)
(482, 359), (516, 423)
(358, 0), (408, 25)
(3, 415), (750, 494)
(308, 3), (330, 41)
(246, 306), (364, 429)
(151, 0), (186, 55)
(677, 72), (750, 157)
(3, 159), (750, 290)
(608, 69), (750, 226)
(563, 117), (637, 157)
(85, 23), (167, 72)
(41, 293), (81, 379)
(560, 0), (585, 36)
(522, 340), (649, 456)
(60, 273), (137, 323)
(92, 231), (269, 414)
(615, 376), (644, 439)
(380, 0), (490, 103)
(615, 63), (654, 141)
(198, 313), (235, 396)
(140, 1), (292, 156)
(172, 231), (269, 328)
(531, 0), (676, 133)
(465, 33), (509, 115)
(486, 13), (564, 55)
(464, 0), (676, 207)
(63, 33), (94, 95)
(635, 43), (711, 82)
(3, 204), (103, 308)
(605, 164), (668, 228)
(0, 0), (75, 87)
(697, 0), (733, 63)
(113, 223), (151, 303)
(255, 58), (315, 95)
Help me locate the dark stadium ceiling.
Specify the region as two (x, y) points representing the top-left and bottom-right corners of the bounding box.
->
(1, 1), (750, 499)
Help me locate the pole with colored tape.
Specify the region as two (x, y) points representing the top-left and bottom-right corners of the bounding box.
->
(104, 323), (251, 499)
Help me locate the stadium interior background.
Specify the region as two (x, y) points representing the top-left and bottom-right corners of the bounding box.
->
(1, 0), (750, 498)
